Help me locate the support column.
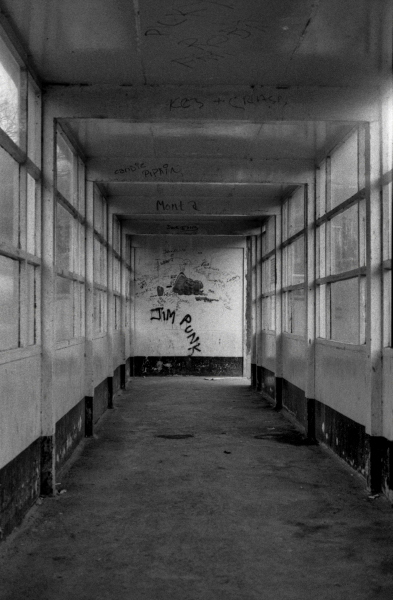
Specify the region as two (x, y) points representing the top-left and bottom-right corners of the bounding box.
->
(84, 181), (94, 437)
(365, 120), (383, 491)
(107, 208), (114, 407)
(249, 236), (257, 386)
(275, 211), (283, 410)
(256, 231), (262, 390)
(305, 180), (316, 441)
(40, 105), (56, 495)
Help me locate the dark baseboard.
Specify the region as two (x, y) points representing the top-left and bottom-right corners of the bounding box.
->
(260, 366), (275, 400)
(251, 363), (257, 387)
(133, 356), (243, 377)
(55, 400), (85, 471)
(0, 439), (41, 540)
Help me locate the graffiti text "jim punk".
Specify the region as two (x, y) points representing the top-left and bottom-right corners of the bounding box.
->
(180, 314), (201, 355)
(150, 307), (176, 324)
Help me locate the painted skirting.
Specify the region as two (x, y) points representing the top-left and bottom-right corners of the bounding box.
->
(133, 356), (243, 376)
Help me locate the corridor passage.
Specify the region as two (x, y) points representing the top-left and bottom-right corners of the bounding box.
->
(1, 378), (393, 600)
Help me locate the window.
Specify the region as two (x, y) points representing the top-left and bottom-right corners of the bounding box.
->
(316, 128), (366, 344)
(0, 40), (41, 352)
(55, 129), (85, 341)
(261, 217), (276, 331)
(0, 35), (20, 144)
(93, 186), (108, 335)
(282, 187), (306, 335)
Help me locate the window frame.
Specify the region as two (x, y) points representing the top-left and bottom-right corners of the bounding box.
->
(315, 126), (366, 345)
(0, 50), (42, 353)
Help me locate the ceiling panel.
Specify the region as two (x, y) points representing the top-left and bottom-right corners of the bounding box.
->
(0, 0), (388, 86)
(61, 118), (357, 160)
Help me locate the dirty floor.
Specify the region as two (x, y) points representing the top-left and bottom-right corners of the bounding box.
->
(1, 377), (393, 600)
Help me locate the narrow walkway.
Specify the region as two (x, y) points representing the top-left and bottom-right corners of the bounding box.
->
(2, 378), (393, 600)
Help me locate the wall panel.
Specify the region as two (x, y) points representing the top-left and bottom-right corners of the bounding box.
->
(315, 341), (368, 426)
(0, 355), (41, 469)
(54, 343), (85, 422)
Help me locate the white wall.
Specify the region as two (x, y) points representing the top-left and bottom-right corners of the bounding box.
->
(261, 331), (276, 373)
(382, 349), (393, 440)
(315, 341), (368, 425)
(0, 353), (41, 469)
(133, 236), (245, 358)
(54, 343), (85, 422)
(282, 335), (306, 391)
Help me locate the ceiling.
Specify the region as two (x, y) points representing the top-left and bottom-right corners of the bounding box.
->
(1, 0), (391, 235)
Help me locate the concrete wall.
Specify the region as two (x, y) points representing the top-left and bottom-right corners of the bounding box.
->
(261, 331), (276, 374)
(133, 236), (245, 359)
(382, 349), (393, 441)
(54, 342), (86, 422)
(315, 341), (368, 427)
(0, 353), (41, 470)
(281, 335), (306, 392)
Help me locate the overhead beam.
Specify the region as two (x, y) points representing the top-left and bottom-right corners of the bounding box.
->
(110, 196), (281, 216)
(123, 220), (262, 236)
(46, 84), (380, 122)
(87, 157), (313, 184)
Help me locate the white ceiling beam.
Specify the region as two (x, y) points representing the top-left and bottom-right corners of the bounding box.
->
(46, 84), (380, 122)
(109, 196), (282, 217)
(122, 220), (262, 236)
(87, 157), (314, 184)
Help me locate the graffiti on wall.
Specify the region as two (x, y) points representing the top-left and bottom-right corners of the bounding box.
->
(150, 307), (201, 355)
(134, 244), (243, 358)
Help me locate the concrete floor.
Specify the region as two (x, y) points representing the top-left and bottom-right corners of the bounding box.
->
(2, 378), (393, 600)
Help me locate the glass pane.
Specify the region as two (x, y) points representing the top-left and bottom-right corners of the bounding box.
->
(384, 270), (391, 347)
(72, 221), (83, 277)
(0, 36), (20, 144)
(0, 147), (19, 246)
(27, 83), (39, 162)
(56, 134), (73, 202)
(113, 218), (121, 254)
(282, 202), (288, 242)
(317, 284), (327, 338)
(331, 204), (358, 274)
(80, 283), (85, 337)
(94, 189), (103, 234)
(290, 288), (305, 335)
(287, 236), (305, 286)
(267, 217), (275, 253)
(331, 131), (358, 208)
(316, 225), (327, 279)
(359, 199), (366, 268)
(330, 278), (359, 344)
(288, 187), (304, 237)
(0, 255), (19, 350)
(113, 258), (121, 293)
(78, 160), (85, 217)
(94, 238), (101, 284)
(262, 296), (270, 330)
(283, 292), (289, 332)
(316, 160), (326, 218)
(78, 222), (85, 277)
(56, 277), (73, 341)
(26, 174), (36, 255)
(101, 244), (107, 287)
(93, 288), (100, 334)
(115, 295), (121, 329)
(56, 203), (73, 272)
(27, 264), (36, 345)
(94, 289), (107, 334)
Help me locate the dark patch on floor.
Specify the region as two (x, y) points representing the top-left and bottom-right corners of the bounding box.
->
(156, 434), (194, 439)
